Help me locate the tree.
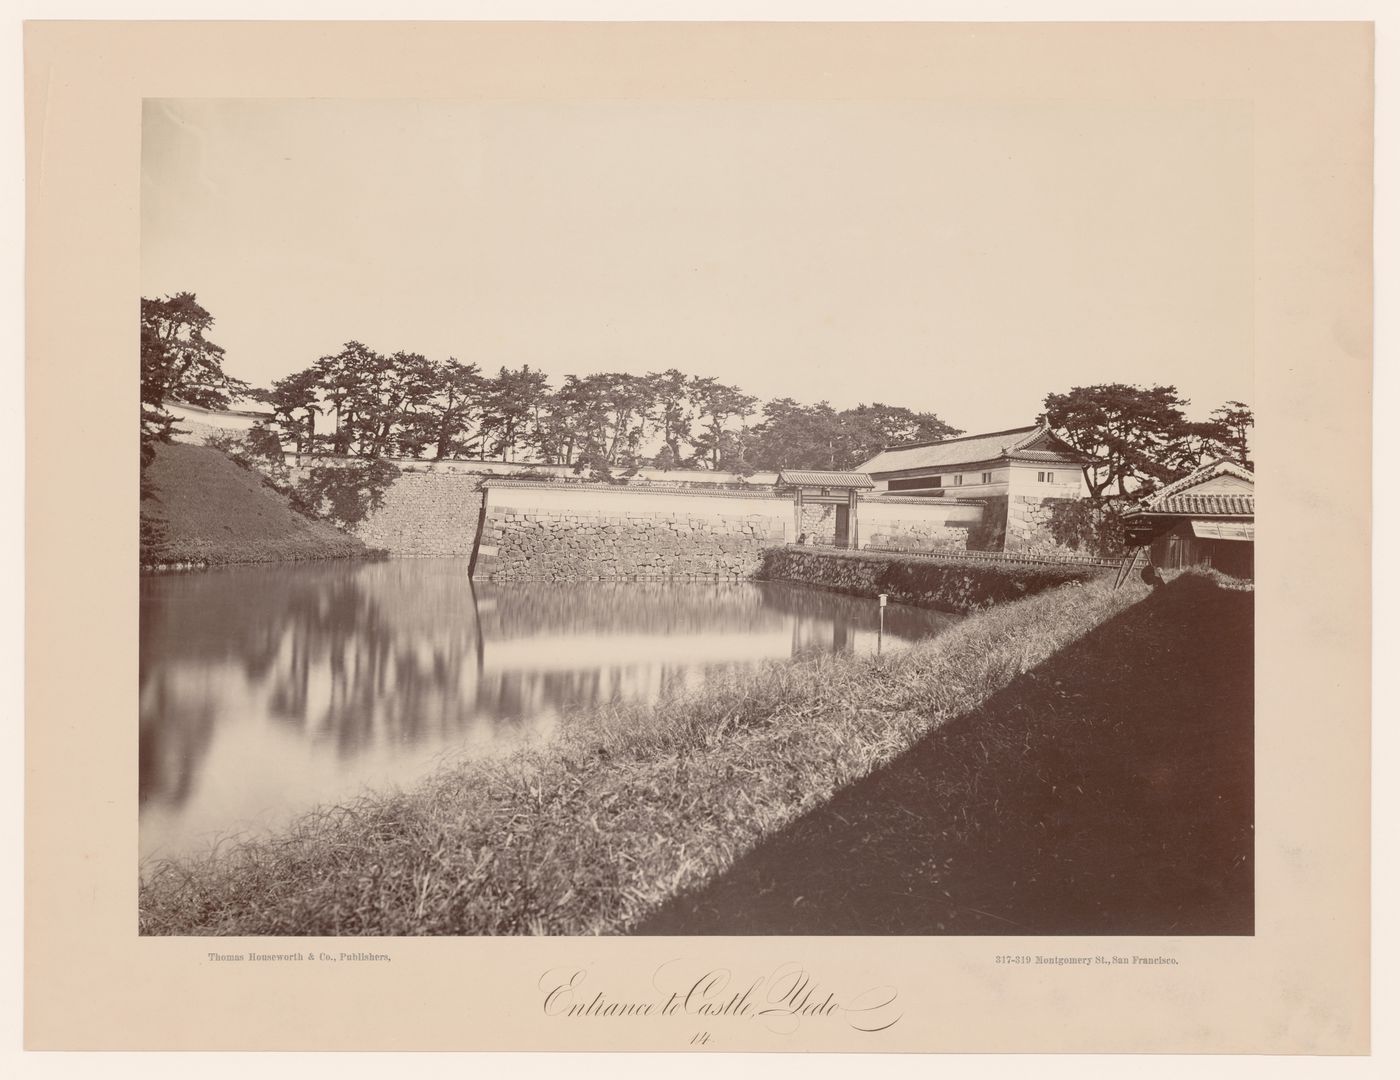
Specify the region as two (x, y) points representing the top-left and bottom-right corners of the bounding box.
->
(313, 341), (385, 455)
(688, 376), (757, 469)
(407, 358), (487, 460)
(264, 367), (323, 454)
(1040, 383), (1193, 497)
(481, 365), (551, 462)
(1168, 417), (1232, 475)
(644, 369), (696, 468)
(291, 459), (401, 527)
(1211, 400), (1254, 469)
(364, 350), (438, 457)
(140, 293), (249, 409)
(748, 398), (842, 470)
(745, 399), (960, 471)
(837, 403), (961, 467)
(588, 372), (653, 467)
(140, 292), (249, 464)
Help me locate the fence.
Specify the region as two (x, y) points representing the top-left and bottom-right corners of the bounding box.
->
(842, 544), (1121, 570)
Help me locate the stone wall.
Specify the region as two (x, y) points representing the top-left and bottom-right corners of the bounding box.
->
(287, 463), (484, 556)
(171, 417), (239, 446)
(860, 497), (982, 553)
(799, 503), (836, 542)
(474, 483), (790, 582)
(1004, 495), (1079, 555)
(354, 471), (484, 555)
(969, 496), (1009, 551)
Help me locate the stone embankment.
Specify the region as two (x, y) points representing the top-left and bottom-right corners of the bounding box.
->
(476, 505), (788, 581)
(757, 546), (1108, 613)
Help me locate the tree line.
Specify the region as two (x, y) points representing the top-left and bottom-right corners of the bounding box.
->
(264, 347), (963, 474)
(1041, 385), (1253, 497)
(140, 292), (1251, 493)
(142, 293), (959, 475)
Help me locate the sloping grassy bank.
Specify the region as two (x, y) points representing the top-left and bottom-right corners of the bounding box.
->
(640, 569), (1253, 934)
(141, 442), (374, 567)
(758, 546), (1107, 613)
(140, 574), (1147, 936)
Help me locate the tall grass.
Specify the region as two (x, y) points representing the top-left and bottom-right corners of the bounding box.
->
(139, 575), (1148, 936)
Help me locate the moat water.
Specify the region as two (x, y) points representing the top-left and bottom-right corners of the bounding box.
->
(139, 558), (960, 863)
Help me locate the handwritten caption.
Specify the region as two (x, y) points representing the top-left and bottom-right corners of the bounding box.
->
(539, 961), (900, 1044)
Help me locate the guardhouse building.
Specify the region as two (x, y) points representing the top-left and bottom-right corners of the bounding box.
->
(856, 424), (1090, 501)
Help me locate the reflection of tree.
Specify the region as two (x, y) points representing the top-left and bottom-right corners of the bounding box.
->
(139, 564), (962, 819)
(138, 670), (218, 810)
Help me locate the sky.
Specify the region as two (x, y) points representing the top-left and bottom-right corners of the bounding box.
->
(141, 98), (1253, 433)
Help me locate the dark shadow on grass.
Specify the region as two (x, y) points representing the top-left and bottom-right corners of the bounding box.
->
(634, 578), (1254, 936)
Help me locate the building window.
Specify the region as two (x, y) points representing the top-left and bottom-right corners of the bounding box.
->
(889, 476), (941, 492)
(1037, 471), (1057, 484)
(981, 471), (992, 484)
(952, 474), (963, 486)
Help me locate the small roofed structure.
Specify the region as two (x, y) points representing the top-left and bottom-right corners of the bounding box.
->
(1122, 458), (1255, 579)
(776, 469), (875, 549)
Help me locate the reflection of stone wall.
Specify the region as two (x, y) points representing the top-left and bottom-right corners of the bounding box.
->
(475, 484), (790, 582)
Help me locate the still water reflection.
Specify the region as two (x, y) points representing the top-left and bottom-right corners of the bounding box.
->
(139, 559), (959, 862)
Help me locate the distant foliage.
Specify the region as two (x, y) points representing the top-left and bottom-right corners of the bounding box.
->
(1041, 384), (1255, 497)
(1046, 498), (1130, 559)
(291, 459), (401, 528)
(246, 336), (962, 474)
(746, 399), (961, 472)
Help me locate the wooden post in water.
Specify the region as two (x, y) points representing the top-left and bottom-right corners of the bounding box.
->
(878, 593), (887, 655)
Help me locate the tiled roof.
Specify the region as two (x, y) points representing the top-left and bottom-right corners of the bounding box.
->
(1148, 493), (1255, 517)
(1148, 458), (1254, 503)
(775, 469), (875, 489)
(857, 425), (1085, 475)
(1123, 457), (1255, 518)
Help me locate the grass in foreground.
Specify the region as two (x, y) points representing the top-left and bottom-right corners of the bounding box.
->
(639, 569), (1254, 934)
(141, 442), (371, 566)
(140, 575), (1149, 936)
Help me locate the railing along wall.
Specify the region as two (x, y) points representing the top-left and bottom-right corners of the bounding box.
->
(795, 541), (1120, 570)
